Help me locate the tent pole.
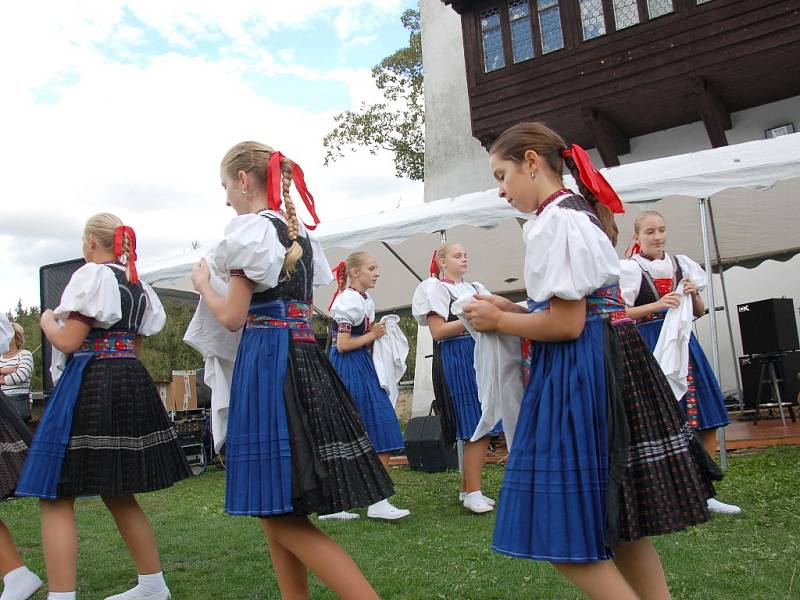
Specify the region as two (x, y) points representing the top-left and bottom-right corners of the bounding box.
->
(706, 199), (744, 412)
(380, 242), (424, 282)
(699, 197), (728, 471)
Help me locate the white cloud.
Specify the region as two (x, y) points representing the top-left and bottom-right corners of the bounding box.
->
(0, 1), (422, 313)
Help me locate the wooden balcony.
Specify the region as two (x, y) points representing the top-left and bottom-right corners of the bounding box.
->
(444, 0), (800, 165)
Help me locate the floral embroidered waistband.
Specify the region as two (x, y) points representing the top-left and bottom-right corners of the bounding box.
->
(247, 300), (316, 343)
(78, 330), (136, 358)
(527, 285), (632, 325)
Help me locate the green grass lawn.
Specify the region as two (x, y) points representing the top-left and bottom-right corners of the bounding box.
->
(3, 446), (798, 599)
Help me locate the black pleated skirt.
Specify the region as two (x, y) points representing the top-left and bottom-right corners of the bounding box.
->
(56, 358), (191, 497)
(0, 392), (31, 498)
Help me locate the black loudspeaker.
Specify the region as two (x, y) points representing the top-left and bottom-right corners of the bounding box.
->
(737, 298), (799, 356)
(738, 352), (800, 410)
(404, 415), (458, 473)
(39, 258), (86, 393)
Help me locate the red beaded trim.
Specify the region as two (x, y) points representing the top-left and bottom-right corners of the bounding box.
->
(535, 188), (575, 216)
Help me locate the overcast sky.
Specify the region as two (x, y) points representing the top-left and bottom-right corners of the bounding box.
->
(0, 0), (423, 313)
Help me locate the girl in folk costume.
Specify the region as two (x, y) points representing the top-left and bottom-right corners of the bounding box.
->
(190, 141), (392, 600)
(411, 243), (500, 514)
(326, 252), (410, 521)
(0, 314), (43, 600)
(16, 214), (190, 600)
(620, 211), (740, 515)
(463, 122), (719, 600)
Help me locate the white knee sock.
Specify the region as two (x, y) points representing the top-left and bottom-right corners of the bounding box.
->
(136, 572), (168, 595)
(47, 593), (76, 600)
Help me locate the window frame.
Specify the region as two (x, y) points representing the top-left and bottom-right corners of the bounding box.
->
(471, 0), (567, 79)
(479, 5), (508, 73)
(468, 0), (693, 82)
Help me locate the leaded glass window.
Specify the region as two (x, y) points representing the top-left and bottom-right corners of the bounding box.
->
(481, 7), (506, 72)
(580, 0), (606, 40)
(509, 0), (534, 63)
(647, 0), (674, 19)
(613, 0), (640, 29)
(537, 0), (564, 54)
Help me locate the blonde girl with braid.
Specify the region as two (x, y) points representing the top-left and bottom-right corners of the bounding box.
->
(411, 243), (500, 514)
(18, 213), (190, 600)
(325, 251), (410, 521)
(191, 141), (391, 600)
(620, 210), (740, 515)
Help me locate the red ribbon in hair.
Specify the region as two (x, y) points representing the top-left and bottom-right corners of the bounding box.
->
(624, 238), (641, 258)
(429, 250), (439, 277)
(561, 145), (624, 214)
(266, 151), (321, 231)
(328, 261), (347, 310)
(113, 225), (139, 283)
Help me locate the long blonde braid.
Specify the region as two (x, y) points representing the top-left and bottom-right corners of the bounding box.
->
(280, 158), (304, 275)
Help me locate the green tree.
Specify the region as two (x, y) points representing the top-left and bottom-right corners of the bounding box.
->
(138, 301), (203, 382)
(323, 9), (424, 181)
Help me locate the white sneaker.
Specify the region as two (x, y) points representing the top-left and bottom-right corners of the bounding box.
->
(367, 499), (410, 520)
(707, 497), (742, 515)
(104, 588), (171, 600)
(318, 511), (360, 521)
(463, 491), (494, 514)
(0, 567), (43, 600)
(458, 491), (495, 506)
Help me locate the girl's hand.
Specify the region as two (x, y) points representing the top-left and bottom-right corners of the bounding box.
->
(463, 300), (502, 332)
(473, 293), (519, 313)
(40, 309), (55, 327)
(191, 258), (211, 290)
(681, 278), (699, 297)
(370, 322), (387, 340)
(655, 292), (681, 311)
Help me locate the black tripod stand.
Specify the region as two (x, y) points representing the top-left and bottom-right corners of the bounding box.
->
(753, 353), (797, 425)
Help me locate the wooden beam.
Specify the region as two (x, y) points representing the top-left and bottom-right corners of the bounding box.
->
(446, 0), (470, 15)
(581, 108), (630, 167)
(691, 77), (731, 148)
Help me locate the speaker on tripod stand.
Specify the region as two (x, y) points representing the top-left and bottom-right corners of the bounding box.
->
(737, 298), (800, 423)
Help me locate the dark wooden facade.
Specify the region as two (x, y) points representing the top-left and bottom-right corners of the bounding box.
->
(444, 0), (800, 165)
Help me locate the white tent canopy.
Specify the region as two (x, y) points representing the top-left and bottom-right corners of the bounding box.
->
(141, 132), (800, 314)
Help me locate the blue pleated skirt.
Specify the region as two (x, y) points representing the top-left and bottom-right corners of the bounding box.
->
(17, 353), (95, 499)
(440, 335), (502, 441)
(492, 318), (610, 562)
(328, 345), (404, 453)
(638, 319), (731, 431)
(225, 325), (293, 516)
(225, 311), (394, 517)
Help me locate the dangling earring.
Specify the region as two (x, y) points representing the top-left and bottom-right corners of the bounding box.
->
(241, 188), (247, 195)
(530, 171), (536, 180)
